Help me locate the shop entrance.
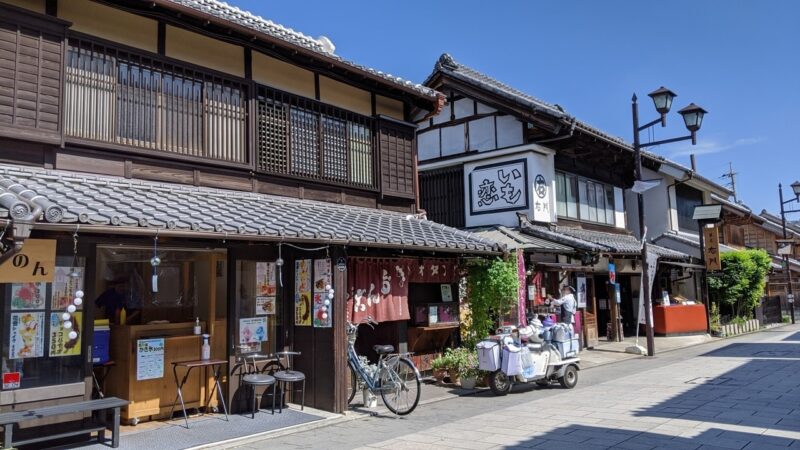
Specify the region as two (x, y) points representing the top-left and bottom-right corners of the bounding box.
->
(94, 246), (228, 425)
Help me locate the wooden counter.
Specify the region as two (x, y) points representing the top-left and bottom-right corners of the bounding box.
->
(653, 304), (707, 336)
(105, 322), (210, 424)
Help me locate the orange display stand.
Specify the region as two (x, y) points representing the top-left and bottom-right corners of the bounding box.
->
(653, 304), (707, 336)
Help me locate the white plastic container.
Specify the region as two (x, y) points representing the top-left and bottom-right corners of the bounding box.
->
(501, 345), (523, 376)
(477, 340), (500, 372)
(201, 334), (211, 360)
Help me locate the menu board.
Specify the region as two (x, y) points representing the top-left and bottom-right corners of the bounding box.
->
(294, 259), (312, 326)
(136, 338), (165, 381)
(9, 312), (45, 359)
(49, 312), (82, 357)
(313, 259), (332, 328)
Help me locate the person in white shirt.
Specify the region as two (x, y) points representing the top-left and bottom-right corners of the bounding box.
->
(549, 285), (577, 331)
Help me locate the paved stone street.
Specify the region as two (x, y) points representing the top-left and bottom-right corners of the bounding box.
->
(212, 325), (800, 450)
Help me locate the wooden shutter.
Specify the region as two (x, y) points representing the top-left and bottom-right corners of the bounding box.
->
(377, 118), (416, 199)
(0, 4), (68, 144)
(419, 165), (465, 228)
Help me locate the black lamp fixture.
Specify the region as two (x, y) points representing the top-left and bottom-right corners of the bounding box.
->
(647, 86), (677, 125)
(791, 181), (800, 198)
(678, 103), (708, 144)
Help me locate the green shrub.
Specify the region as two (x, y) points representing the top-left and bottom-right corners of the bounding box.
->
(708, 249), (771, 318)
(462, 257), (519, 348)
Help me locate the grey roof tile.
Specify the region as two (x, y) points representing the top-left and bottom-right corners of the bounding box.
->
(164, 0), (439, 100)
(470, 226), (574, 252)
(0, 165), (502, 254)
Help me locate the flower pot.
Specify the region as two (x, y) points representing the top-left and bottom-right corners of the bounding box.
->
(460, 376), (477, 390)
(447, 369), (460, 385)
(433, 368), (447, 383)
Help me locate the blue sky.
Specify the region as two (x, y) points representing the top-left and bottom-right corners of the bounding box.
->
(237, 0), (799, 214)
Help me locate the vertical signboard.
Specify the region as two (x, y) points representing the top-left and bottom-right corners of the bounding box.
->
(703, 226), (722, 272)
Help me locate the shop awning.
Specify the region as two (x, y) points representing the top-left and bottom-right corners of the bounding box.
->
(0, 165), (503, 254)
(660, 261), (706, 270)
(469, 226), (574, 253)
(533, 262), (595, 272)
(519, 217), (689, 260)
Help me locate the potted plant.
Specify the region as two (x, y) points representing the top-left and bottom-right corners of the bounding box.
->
(459, 366), (480, 389)
(430, 354), (448, 383)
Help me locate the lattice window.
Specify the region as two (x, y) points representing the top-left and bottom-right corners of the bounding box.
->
(257, 99), (289, 173)
(322, 116), (348, 182)
(349, 122), (372, 186)
(290, 107), (319, 177)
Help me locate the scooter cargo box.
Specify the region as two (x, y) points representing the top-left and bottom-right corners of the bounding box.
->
(477, 340), (500, 371)
(502, 345), (523, 376)
(555, 337), (580, 358)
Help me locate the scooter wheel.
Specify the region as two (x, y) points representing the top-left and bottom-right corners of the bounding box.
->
(558, 365), (578, 389)
(488, 370), (512, 396)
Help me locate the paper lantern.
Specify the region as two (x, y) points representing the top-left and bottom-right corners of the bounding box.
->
(64, 321), (72, 329)
(67, 304), (77, 313)
(68, 331), (78, 340)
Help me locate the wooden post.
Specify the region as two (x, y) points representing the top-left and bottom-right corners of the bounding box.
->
(331, 248), (347, 413)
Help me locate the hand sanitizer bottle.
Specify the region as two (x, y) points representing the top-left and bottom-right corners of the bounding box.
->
(194, 317), (201, 335)
(201, 334), (211, 360)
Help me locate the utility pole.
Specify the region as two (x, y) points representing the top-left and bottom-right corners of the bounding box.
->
(721, 162), (738, 202)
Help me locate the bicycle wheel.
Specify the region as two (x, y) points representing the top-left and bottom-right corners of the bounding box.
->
(379, 357), (420, 415)
(346, 366), (358, 405)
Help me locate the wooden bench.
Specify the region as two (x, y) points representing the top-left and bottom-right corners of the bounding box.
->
(0, 397), (128, 449)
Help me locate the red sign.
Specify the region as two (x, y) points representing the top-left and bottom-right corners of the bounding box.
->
(3, 372), (20, 390)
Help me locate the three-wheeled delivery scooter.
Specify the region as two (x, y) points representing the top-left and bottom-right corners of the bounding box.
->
(477, 320), (580, 395)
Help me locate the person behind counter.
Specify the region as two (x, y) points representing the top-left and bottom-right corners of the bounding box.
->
(95, 276), (142, 325)
(547, 285), (576, 331)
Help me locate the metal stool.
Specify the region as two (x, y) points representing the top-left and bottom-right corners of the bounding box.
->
(240, 354), (276, 418)
(273, 351), (305, 412)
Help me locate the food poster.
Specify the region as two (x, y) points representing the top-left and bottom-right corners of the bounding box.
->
(256, 296), (276, 315)
(313, 259), (332, 328)
(240, 317), (267, 346)
(11, 282), (46, 310)
(136, 338), (165, 381)
(294, 259), (312, 326)
(52, 266), (84, 310)
(256, 262), (277, 296)
(9, 312), (45, 359)
(49, 311), (82, 357)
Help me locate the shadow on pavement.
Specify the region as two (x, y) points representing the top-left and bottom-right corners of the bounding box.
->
(783, 331), (800, 342)
(515, 424), (796, 449)
(633, 340), (800, 432)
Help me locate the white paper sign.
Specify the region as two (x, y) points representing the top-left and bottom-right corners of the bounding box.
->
(468, 159), (528, 215)
(137, 338), (165, 381)
(576, 275), (587, 308)
(240, 317), (267, 344)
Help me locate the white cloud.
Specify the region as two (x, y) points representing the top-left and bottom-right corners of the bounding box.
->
(669, 137), (765, 157)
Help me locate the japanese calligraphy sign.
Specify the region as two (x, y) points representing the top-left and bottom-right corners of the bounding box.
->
(704, 226), (722, 271)
(468, 159), (529, 215)
(0, 239), (56, 283)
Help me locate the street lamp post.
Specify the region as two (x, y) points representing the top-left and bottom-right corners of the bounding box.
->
(632, 87), (707, 357)
(778, 181), (800, 324)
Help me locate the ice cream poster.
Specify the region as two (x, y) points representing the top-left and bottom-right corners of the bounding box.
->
(239, 317), (267, 345)
(52, 267), (84, 310)
(49, 312), (82, 357)
(294, 259), (312, 326)
(11, 283), (46, 310)
(256, 262), (277, 296)
(9, 312), (44, 359)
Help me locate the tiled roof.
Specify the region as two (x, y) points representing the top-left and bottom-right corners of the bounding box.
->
(162, 0), (439, 100)
(0, 166), (502, 254)
(520, 218), (688, 260)
(426, 54), (731, 195)
(653, 231), (738, 254)
(761, 210), (800, 237)
(470, 226), (574, 252)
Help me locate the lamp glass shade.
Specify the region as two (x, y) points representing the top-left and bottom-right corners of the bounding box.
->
(648, 87), (676, 114)
(791, 181), (800, 197)
(678, 103), (707, 132)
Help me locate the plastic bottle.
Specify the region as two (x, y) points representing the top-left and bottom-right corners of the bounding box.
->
(201, 334), (211, 360)
(119, 308), (127, 326)
(194, 317), (201, 335)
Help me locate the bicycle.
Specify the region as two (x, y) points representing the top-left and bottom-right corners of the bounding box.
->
(345, 317), (421, 415)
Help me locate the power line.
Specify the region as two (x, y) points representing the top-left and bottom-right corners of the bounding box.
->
(720, 162), (738, 202)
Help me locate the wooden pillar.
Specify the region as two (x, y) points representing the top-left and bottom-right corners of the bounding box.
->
(331, 248), (347, 413)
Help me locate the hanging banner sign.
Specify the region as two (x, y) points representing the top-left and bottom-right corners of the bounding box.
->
(0, 239), (56, 283)
(576, 274), (587, 308)
(703, 226), (722, 272)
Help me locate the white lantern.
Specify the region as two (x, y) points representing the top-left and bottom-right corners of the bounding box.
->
(325, 284), (332, 291)
(73, 297), (83, 306)
(67, 304), (77, 313)
(64, 321), (72, 329)
(62, 312), (71, 321)
(324, 299), (330, 306)
(322, 313), (328, 320)
(75, 290), (84, 299)
(328, 289), (335, 297)
(68, 331), (78, 340)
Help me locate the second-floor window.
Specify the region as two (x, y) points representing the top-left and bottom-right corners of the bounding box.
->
(676, 184), (703, 232)
(257, 87), (375, 188)
(64, 37), (247, 164)
(555, 171), (616, 225)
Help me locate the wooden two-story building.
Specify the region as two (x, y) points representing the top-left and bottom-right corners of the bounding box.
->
(0, 0), (501, 432)
(415, 54), (689, 347)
